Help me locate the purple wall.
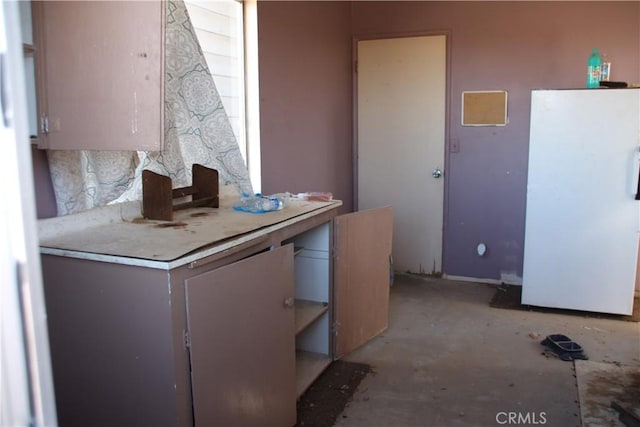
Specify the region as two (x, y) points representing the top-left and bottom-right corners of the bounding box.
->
(258, 1), (640, 281)
(31, 146), (57, 218)
(258, 1), (354, 212)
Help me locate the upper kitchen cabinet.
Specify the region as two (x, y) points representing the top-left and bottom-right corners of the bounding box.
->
(35, 1), (164, 150)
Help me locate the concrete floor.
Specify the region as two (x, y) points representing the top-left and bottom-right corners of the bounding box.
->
(335, 274), (640, 427)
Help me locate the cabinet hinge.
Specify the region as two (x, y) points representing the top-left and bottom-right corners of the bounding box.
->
(354, 60), (358, 74)
(40, 116), (49, 135)
(331, 245), (338, 260)
(332, 321), (340, 336)
(183, 330), (191, 348)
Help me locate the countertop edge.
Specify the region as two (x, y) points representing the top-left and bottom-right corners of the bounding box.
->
(40, 201), (343, 270)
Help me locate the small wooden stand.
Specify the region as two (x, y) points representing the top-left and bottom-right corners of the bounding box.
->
(142, 164), (219, 221)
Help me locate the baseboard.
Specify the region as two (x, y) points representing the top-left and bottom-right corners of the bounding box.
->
(443, 274), (523, 286)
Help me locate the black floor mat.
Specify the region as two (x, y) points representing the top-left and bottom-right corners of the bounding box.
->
(489, 284), (640, 322)
(295, 360), (372, 427)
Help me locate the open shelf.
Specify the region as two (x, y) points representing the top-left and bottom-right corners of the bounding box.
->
(295, 299), (329, 335)
(295, 350), (332, 398)
(292, 222), (332, 398)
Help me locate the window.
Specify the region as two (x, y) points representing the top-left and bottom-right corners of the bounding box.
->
(184, 0), (261, 192)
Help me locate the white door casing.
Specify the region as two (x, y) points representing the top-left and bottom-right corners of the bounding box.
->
(1, 1), (57, 424)
(357, 35), (446, 274)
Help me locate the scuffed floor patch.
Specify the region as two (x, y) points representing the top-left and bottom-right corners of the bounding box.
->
(489, 284), (640, 323)
(296, 361), (372, 427)
(575, 360), (640, 427)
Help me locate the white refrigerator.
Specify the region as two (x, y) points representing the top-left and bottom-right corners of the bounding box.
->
(522, 88), (640, 316)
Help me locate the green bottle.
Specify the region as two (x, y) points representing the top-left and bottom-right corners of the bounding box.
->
(586, 48), (601, 88)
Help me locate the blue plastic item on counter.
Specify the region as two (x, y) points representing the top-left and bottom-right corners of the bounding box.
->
(233, 194), (283, 214)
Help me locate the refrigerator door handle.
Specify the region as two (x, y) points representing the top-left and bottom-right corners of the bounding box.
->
(636, 146), (640, 200)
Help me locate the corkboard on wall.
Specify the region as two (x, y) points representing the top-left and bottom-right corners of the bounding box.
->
(462, 91), (508, 126)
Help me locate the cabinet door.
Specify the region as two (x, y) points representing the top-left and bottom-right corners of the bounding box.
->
(40, 1), (163, 150)
(334, 206), (393, 358)
(185, 245), (296, 427)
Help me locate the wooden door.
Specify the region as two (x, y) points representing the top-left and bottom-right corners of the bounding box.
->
(334, 206), (393, 358)
(357, 35), (446, 274)
(185, 245), (296, 427)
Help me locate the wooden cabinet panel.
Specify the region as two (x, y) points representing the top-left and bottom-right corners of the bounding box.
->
(334, 206), (394, 358)
(41, 256), (179, 427)
(40, 1), (164, 150)
(185, 245), (296, 427)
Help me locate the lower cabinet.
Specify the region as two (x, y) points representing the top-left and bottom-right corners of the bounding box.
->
(40, 205), (393, 427)
(185, 245), (296, 427)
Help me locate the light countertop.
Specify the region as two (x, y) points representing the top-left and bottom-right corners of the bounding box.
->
(38, 187), (341, 270)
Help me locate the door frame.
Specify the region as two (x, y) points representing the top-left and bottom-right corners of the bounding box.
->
(351, 30), (452, 275)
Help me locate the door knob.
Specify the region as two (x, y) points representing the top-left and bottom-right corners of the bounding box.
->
(432, 168), (443, 179)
